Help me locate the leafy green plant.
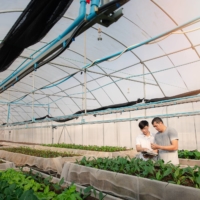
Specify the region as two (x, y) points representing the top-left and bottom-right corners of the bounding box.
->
(0, 169), (106, 200)
(76, 156), (200, 189)
(0, 147), (80, 158)
(42, 143), (128, 152)
(178, 150), (200, 160)
(0, 180), (38, 199)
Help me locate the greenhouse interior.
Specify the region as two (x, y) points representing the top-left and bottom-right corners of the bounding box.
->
(0, 0), (200, 199)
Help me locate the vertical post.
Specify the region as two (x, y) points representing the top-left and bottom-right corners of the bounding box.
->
(129, 111), (132, 148)
(84, 69), (87, 114)
(116, 113), (119, 146)
(7, 91), (10, 140)
(191, 103), (198, 149)
(84, 30), (87, 114)
(32, 71), (35, 121)
(64, 126), (66, 142)
(6, 104), (10, 125)
(103, 114), (105, 146)
(52, 126), (57, 144)
(32, 71), (35, 143)
(81, 30), (87, 145)
(52, 127), (54, 144)
(143, 64), (146, 116)
(166, 106), (169, 126)
(7, 91), (10, 126)
(48, 104), (50, 116)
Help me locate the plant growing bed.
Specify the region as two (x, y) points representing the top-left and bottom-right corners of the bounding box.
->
(179, 150), (200, 166)
(61, 157), (200, 200)
(40, 143), (137, 159)
(43, 143), (128, 152)
(0, 168), (107, 200)
(0, 147), (82, 174)
(0, 159), (15, 170)
(0, 147), (80, 158)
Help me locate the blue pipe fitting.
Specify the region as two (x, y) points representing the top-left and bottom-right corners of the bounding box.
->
(91, 0), (100, 7)
(34, 63), (38, 71)
(62, 41), (67, 48)
(116, 3), (120, 8)
(87, 0), (100, 21)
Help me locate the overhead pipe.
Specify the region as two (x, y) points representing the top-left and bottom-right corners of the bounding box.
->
(101, 0), (110, 5)
(87, 0), (100, 21)
(81, 15), (200, 69)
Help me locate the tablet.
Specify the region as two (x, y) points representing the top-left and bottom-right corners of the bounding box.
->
(142, 150), (158, 157)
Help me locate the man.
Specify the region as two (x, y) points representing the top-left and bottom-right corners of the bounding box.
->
(136, 120), (156, 160)
(151, 117), (179, 165)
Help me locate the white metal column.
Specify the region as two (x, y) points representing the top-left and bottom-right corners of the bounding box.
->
(143, 64), (146, 116)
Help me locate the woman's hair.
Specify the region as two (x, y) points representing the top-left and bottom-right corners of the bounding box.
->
(138, 120), (149, 129)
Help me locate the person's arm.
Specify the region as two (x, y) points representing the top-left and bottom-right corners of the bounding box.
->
(136, 145), (149, 152)
(151, 139), (178, 151)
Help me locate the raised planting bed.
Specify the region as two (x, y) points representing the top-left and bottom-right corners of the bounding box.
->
(0, 141), (35, 148)
(0, 147), (82, 174)
(40, 143), (137, 158)
(0, 142), (138, 158)
(0, 159), (15, 170)
(43, 143), (128, 152)
(61, 157), (200, 200)
(179, 150), (200, 166)
(0, 168), (110, 200)
(0, 147), (80, 158)
(23, 167), (122, 200)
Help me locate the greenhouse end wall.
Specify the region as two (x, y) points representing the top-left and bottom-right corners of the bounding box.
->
(0, 103), (200, 150)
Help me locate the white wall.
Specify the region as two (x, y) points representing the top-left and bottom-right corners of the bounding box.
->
(1, 102), (200, 150)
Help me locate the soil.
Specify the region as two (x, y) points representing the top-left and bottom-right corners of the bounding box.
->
(25, 165), (61, 178)
(85, 196), (98, 200)
(0, 160), (5, 164)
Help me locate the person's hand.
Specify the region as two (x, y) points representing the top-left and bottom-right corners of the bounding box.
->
(143, 148), (149, 151)
(151, 143), (160, 150)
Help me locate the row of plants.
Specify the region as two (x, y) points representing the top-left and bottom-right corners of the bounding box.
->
(42, 143), (127, 152)
(0, 147), (80, 158)
(178, 150), (200, 160)
(0, 168), (106, 200)
(76, 156), (200, 188)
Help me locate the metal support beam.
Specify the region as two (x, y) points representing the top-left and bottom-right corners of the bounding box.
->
(2, 109), (200, 131)
(2, 94), (200, 128)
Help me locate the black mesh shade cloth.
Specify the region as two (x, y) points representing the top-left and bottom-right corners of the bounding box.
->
(0, 0), (73, 72)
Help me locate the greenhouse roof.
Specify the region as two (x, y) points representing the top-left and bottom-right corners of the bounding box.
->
(0, 0), (200, 124)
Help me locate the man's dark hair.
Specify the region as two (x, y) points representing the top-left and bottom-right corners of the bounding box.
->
(152, 117), (163, 125)
(138, 120), (149, 129)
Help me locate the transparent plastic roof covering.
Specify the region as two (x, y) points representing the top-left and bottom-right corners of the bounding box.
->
(0, 0), (200, 123)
